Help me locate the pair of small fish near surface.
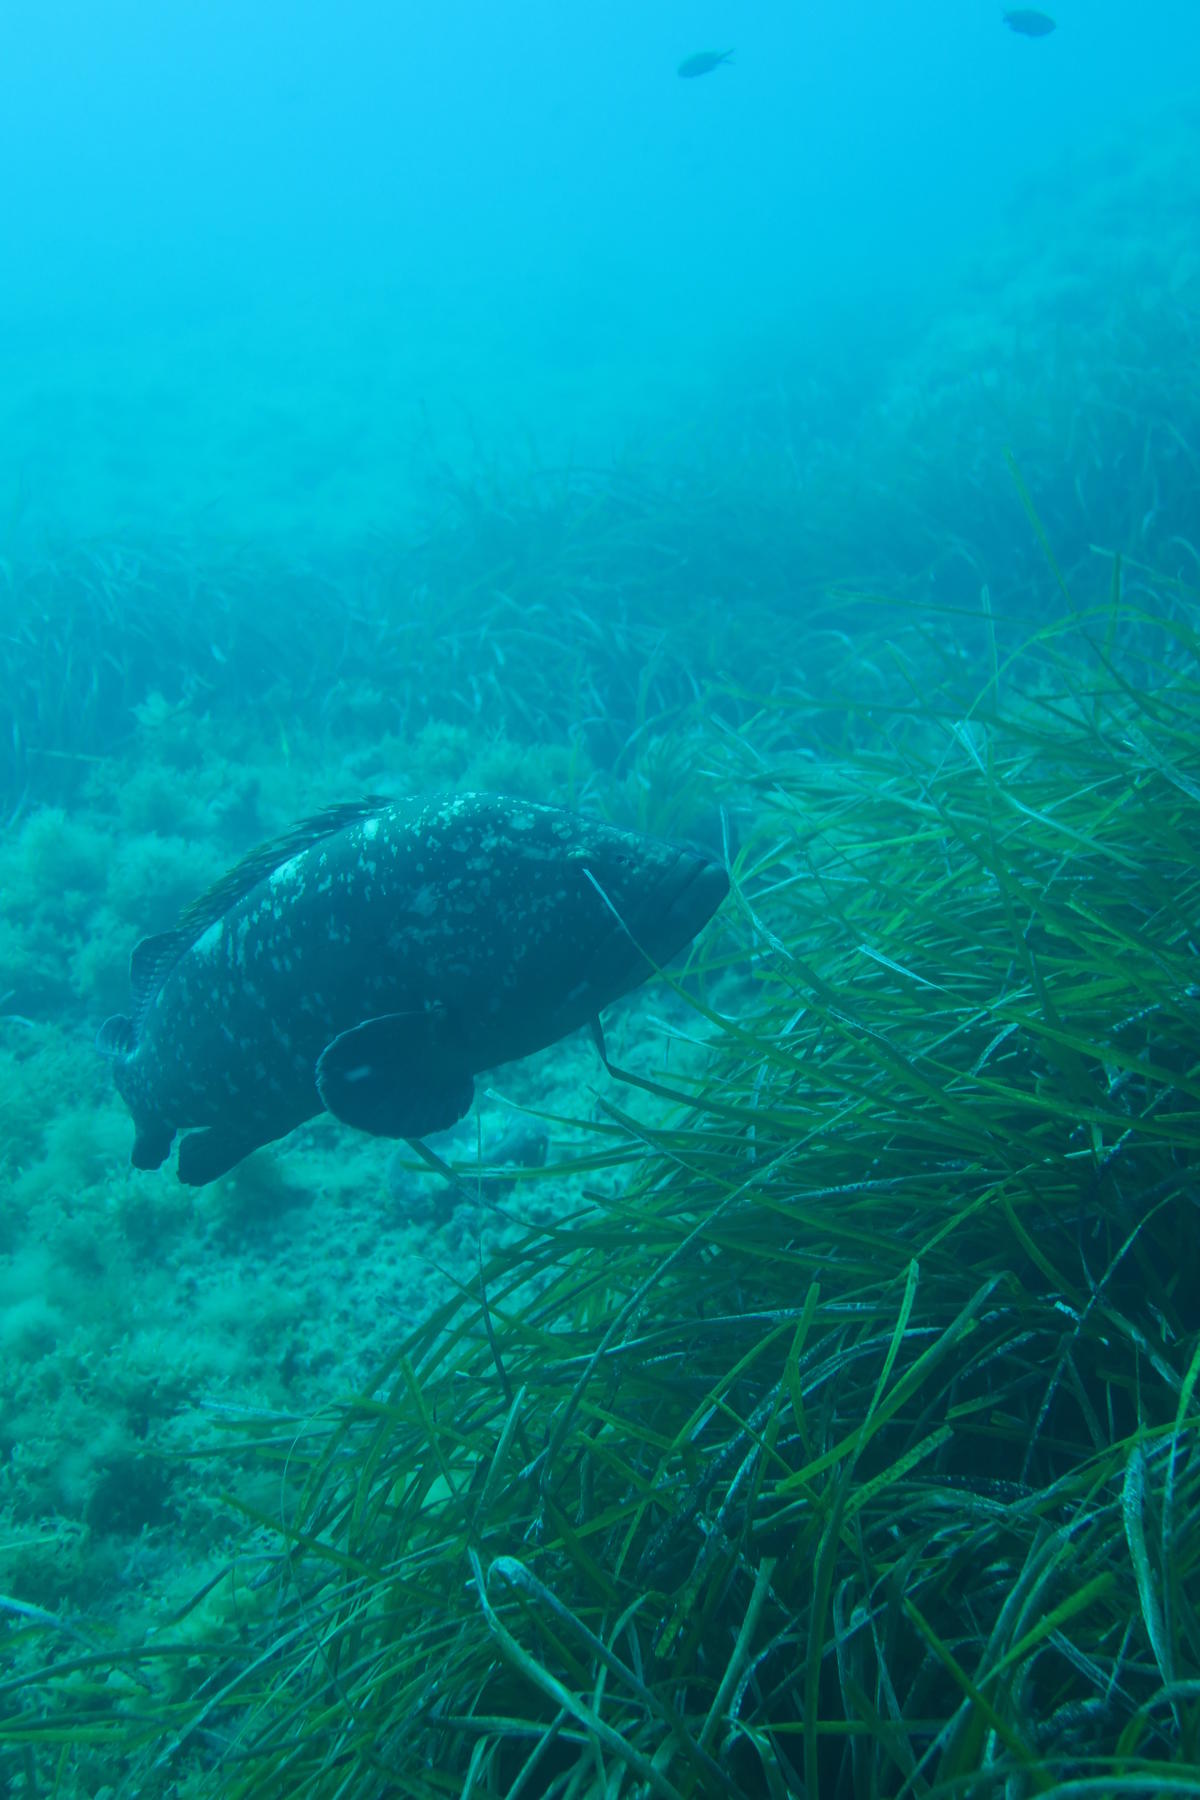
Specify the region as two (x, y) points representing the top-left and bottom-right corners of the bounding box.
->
(678, 49), (734, 79)
(100, 793), (729, 1187)
(678, 15), (1055, 73)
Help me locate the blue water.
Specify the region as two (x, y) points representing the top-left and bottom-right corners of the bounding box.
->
(2, 0), (1194, 545)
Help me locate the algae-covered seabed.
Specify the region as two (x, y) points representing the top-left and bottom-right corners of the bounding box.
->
(3, 124), (1200, 1797)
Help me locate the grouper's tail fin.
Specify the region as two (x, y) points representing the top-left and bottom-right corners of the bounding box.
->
(96, 1014), (136, 1060)
(96, 1014), (174, 1169)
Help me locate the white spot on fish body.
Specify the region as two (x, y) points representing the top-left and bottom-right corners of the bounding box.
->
(270, 855), (303, 890)
(363, 818), (380, 841)
(409, 884), (438, 919)
(194, 920), (222, 959)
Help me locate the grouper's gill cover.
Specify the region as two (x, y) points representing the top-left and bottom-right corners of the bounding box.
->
(98, 792), (729, 1186)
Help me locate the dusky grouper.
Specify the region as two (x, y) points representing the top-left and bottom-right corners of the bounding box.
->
(98, 792), (729, 1186)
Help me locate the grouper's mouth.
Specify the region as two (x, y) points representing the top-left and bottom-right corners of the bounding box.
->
(571, 846), (729, 1016)
(652, 850), (730, 956)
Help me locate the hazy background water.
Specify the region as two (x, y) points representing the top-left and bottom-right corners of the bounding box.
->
(2, 0), (1194, 548)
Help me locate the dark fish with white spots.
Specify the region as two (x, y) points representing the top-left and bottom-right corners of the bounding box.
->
(98, 793), (729, 1186)
(677, 49), (734, 78)
(1003, 10), (1056, 36)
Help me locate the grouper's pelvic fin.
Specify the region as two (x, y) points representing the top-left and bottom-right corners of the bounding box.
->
(132, 1118), (176, 1172)
(316, 1012), (475, 1139)
(177, 1125), (263, 1187)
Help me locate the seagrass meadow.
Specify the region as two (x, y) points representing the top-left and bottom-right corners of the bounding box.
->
(4, 536), (1200, 1795)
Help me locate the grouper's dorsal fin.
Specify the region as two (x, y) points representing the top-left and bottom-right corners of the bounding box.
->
(125, 797), (396, 1029)
(175, 796), (396, 941)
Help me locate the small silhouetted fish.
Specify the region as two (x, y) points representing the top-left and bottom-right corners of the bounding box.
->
(677, 49), (734, 78)
(98, 793), (729, 1186)
(1003, 10), (1056, 35)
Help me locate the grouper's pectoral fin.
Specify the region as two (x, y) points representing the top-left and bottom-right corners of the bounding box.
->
(316, 1013), (474, 1139)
